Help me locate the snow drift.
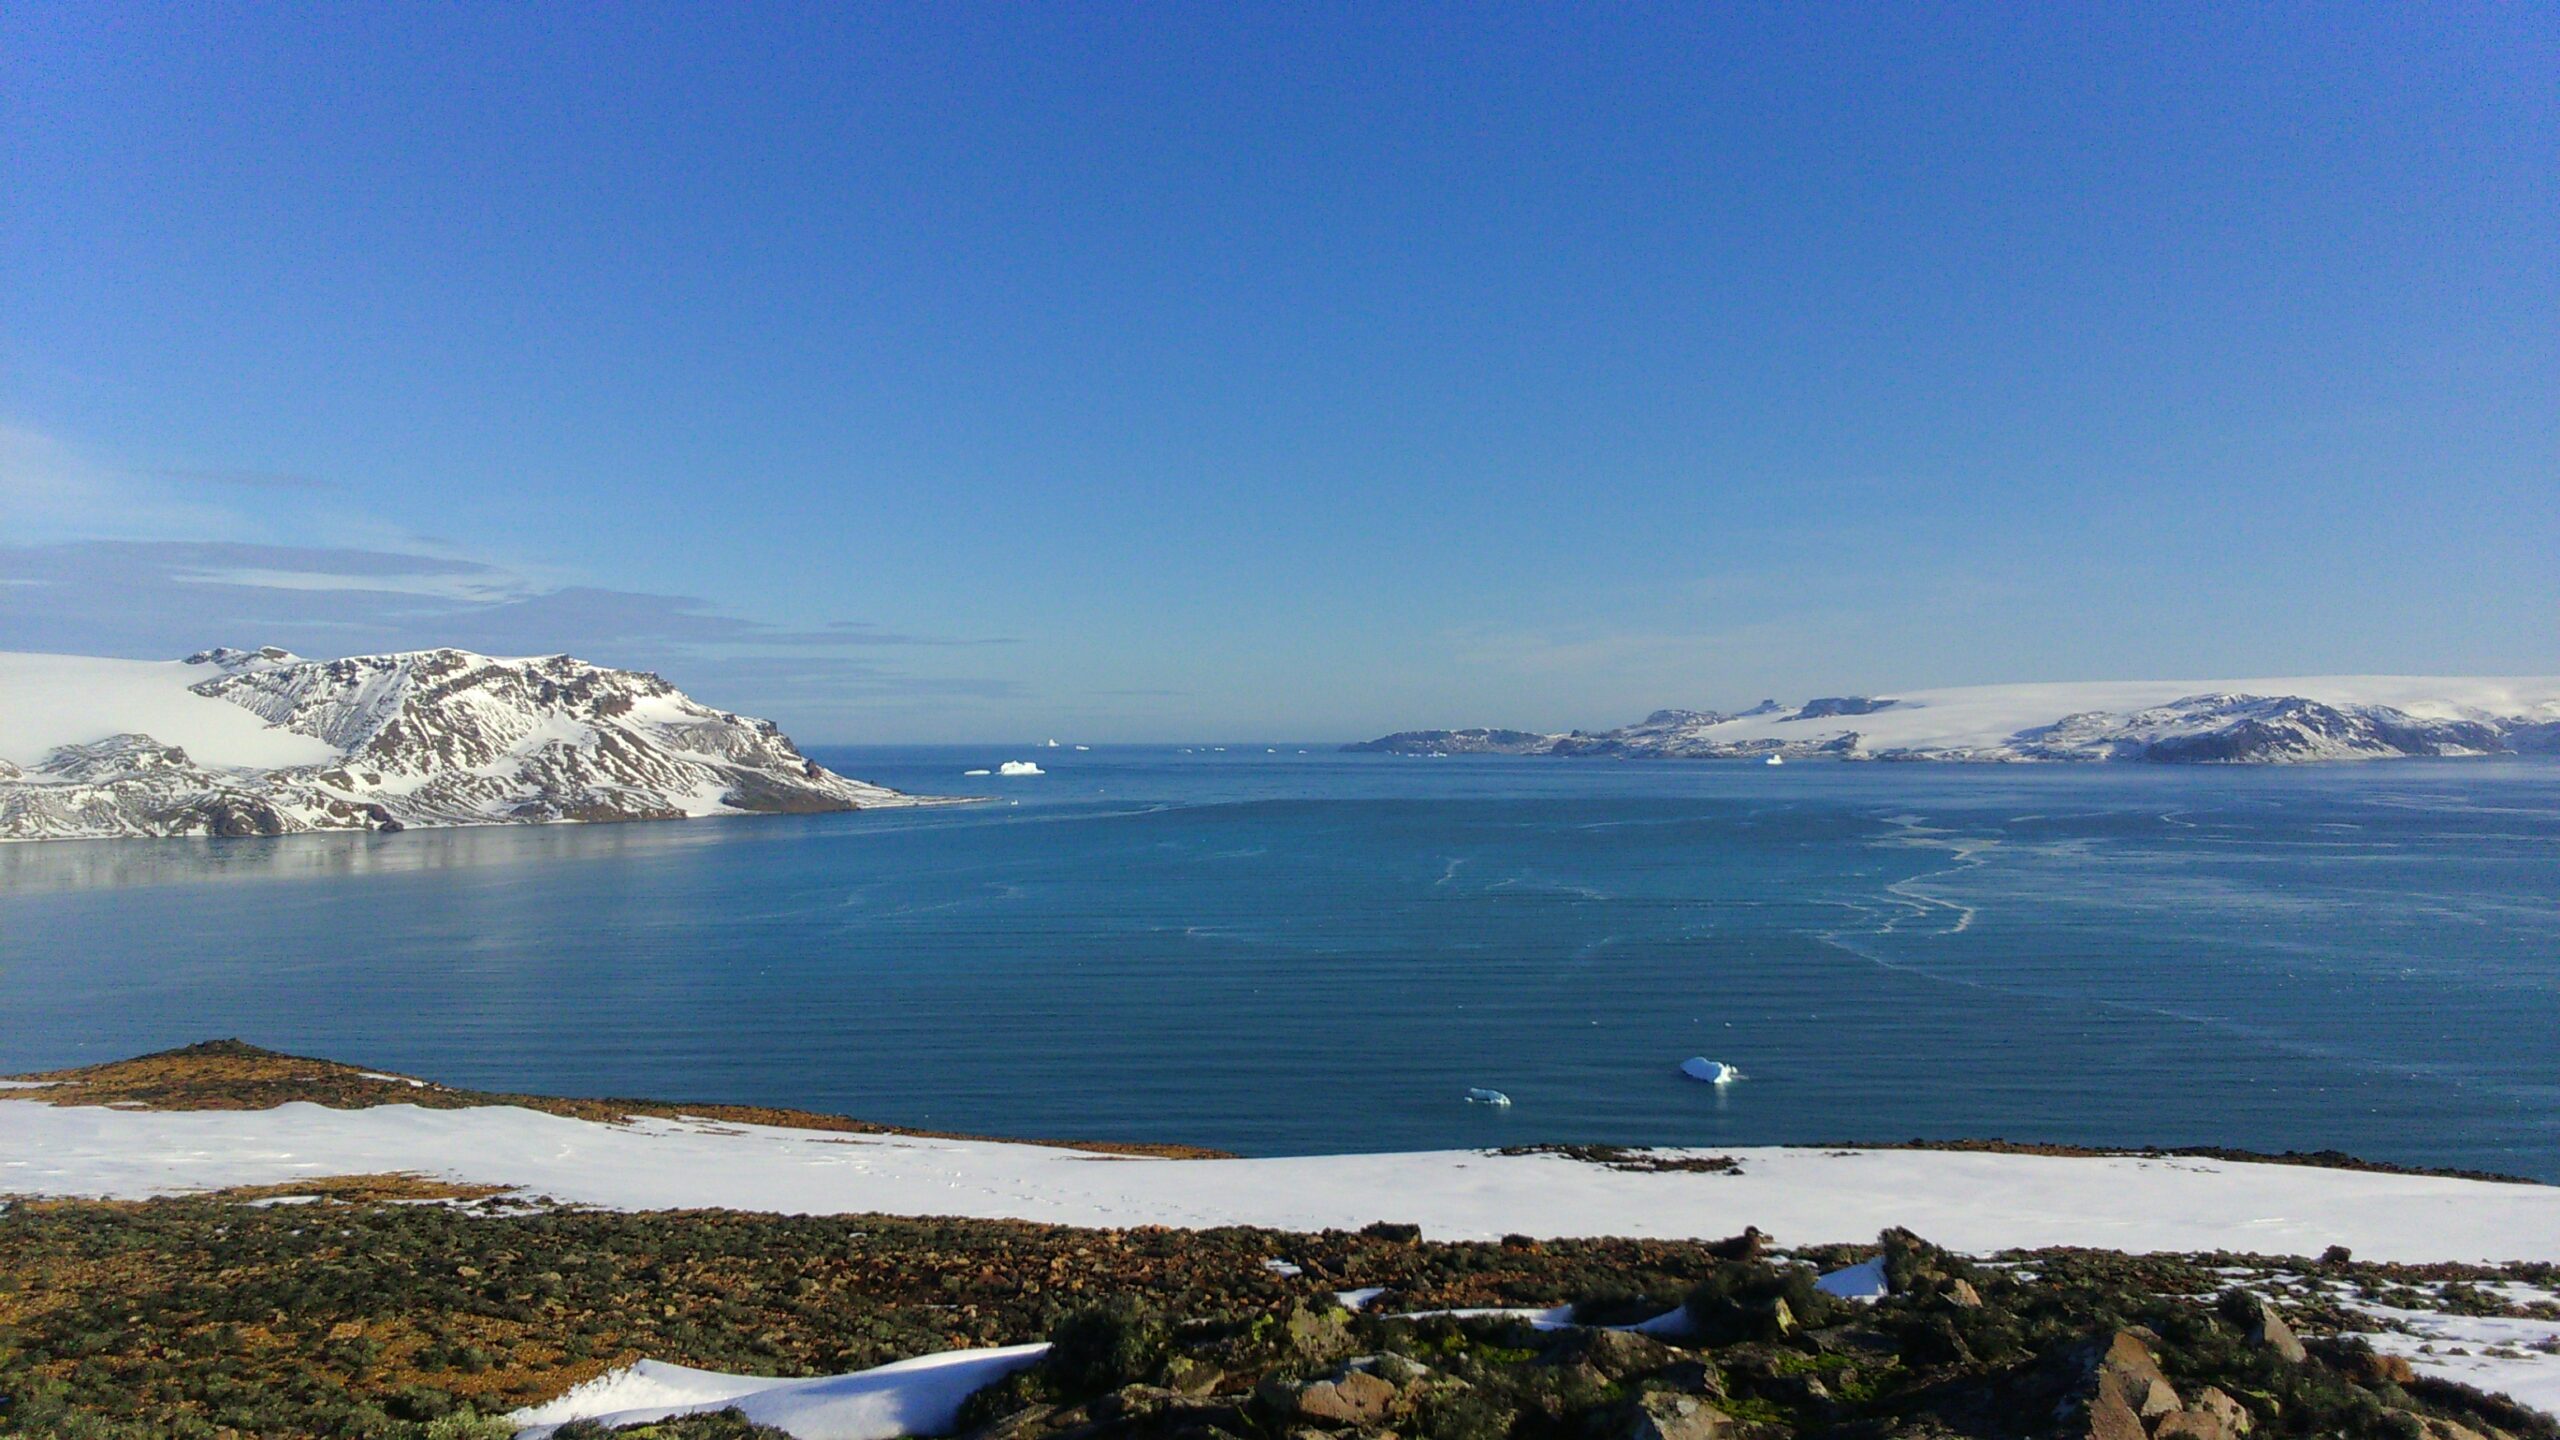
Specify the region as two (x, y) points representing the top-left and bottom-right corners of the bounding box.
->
(511, 1345), (1050, 1439)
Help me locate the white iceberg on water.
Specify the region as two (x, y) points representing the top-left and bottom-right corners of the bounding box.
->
(1679, 1057), (1741, 1085)
(1464, 1087), (1513, 1106)
(996, 761), (1045, 776)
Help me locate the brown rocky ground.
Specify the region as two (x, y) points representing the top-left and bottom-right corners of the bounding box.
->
(2, 1183), (2553, 1440)
(3, 1045), (2554, 1440)
(1, 1041), (1227, 1159)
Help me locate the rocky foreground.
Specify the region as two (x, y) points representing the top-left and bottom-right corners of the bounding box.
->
(2, 1044), (2557, 1438)
(2, 1184), (2553, 1440)
(0, 646), (937, 840)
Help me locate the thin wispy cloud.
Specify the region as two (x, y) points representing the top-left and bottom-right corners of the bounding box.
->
(0, 425), (1021, 732)
(0, 540), (1006, 661)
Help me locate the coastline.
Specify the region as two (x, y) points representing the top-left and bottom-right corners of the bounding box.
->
(9, 1042), (2560, 1436)
(7, 1043), (2556, 1266)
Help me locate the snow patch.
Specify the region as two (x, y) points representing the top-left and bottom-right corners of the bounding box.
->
(0, 652), (339, 769)
(4, 1101), (2556, 1262)
(2346, 1302), (2560, 1416)
(510, 1344), (1050, 1440)
(1814, 1255), (1889, 1301)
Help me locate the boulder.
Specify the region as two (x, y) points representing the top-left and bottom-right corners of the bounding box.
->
(1576, 1328), (1679, 1379)
(1284, 1304), (1356, 1362)
(1806, 1325), (1900, 1359)
(2099, 1330), (2183, 1418)
(2193, 1385), (2253, 1436)
(1258, 1368), (1400, 1426)
(2056, 1329), (2180, 1440)
(1652, 1359), (1728, 1399)
(2079, 1383), (2149, 1440)
(969, 1403), (1061, 1440)
(2400, 1415), (2495, 1440)
(1620, 1392), (1738, 1440)
(2153, 1410), (2229, 1440)
(2243, 1298), (2308, 1364)
(2341, 1349), (2417, 1387)
(1088, 1385), (1183, 1421)
(1757, 1372), (1832, 1409)
(1162, 1356), (1226, 1396)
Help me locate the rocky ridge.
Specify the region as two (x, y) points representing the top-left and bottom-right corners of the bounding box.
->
(0, 646), (932, 840)
(1349, 682), (2560, 764)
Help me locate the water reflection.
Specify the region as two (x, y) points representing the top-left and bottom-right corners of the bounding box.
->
(0, 818), (757, 894)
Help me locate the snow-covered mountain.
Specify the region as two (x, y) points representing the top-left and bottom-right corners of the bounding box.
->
(0, 647), (936, 841)
(1348, 677), (2560, 764)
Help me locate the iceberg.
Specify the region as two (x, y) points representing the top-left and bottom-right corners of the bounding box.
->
(1680, 1058), (1741, 1085)
(1464, 1087), (1513, 1106)
(996, 761), (1044, 777)
(962, 769), (992, 777)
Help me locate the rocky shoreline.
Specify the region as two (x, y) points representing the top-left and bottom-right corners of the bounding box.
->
(5, 1045), (2558, 1438)
(4, 1041), (2537, 1187)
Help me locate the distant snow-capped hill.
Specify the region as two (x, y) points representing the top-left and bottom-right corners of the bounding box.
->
(1347, 677), (2560, 763)
(0, 646), (938, 841)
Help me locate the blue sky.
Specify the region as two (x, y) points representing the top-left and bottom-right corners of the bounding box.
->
(4, 4), (2553, 741)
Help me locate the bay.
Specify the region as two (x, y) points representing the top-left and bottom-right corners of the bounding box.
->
(3, 748), (2553, 1178)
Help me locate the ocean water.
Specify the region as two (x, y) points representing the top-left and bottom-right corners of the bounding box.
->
(3, 749), (2555, 1179)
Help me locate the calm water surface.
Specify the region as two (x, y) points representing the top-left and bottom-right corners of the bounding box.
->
(3, 750), (2554, 1177)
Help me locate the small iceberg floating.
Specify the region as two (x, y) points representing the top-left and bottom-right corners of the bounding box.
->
(1464, 1087), (1513, 1106)
(963, 768), (992, 777)
(1764, 754), (1784, 766)
(1680, 1057), (1742, 1085)
(997, 760), (1045, 776)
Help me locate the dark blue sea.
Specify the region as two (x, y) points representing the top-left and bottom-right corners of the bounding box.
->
(4, 748), (2555, 1179)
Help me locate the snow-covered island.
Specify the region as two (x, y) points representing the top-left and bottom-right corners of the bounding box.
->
(0, 646), (941, 840)
(1349, 676), (2560, 764)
